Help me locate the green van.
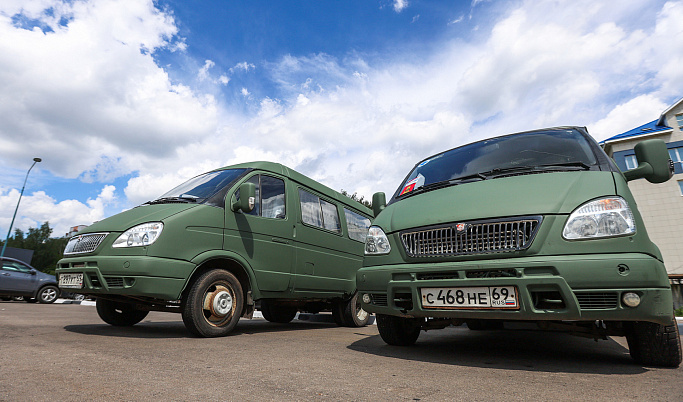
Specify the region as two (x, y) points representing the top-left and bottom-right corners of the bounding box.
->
(56, 162), (373, 337)
(357, 127), (682, 367)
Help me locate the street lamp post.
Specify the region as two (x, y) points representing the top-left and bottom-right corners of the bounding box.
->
(1, 158), (42, 258)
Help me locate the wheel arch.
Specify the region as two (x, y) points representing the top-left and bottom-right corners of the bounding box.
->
(182, 251), (260, 303)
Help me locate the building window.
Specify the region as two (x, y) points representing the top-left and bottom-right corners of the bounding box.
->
(624, 155), (638, 170)
(669, 147), (683, 163)
(677, 114), (683, 128)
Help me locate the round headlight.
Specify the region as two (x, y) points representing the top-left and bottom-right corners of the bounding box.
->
(622, 292), (641, 308)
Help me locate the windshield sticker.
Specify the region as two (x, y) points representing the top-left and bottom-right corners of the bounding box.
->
(400, 174), (425, 196)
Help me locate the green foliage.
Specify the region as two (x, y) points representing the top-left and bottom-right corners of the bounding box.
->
(675, 306), (683, 317)
(0, 222), (68, 275)
(340, 189), (372, 208)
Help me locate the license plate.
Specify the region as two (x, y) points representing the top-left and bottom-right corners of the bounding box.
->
(420, 286), (518, 309)
(59, 273), (84, 289)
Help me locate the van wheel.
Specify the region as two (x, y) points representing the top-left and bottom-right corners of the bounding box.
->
(333, 293), (370, 327)
(96, 298), (149, 326)
(38, 286), (59, 304)
(626, 319), (682, 367)
(260, 300), (298, 323)
(376, 314), (422, 346)
(182, 270), (243, 337)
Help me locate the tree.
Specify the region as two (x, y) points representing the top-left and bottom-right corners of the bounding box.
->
(0, 222), (67, 275)
(340, 190), (372, 208)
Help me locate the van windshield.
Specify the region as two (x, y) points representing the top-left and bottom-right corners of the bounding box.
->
(395, 128), (599, 199)
(148, 168), (247, 206)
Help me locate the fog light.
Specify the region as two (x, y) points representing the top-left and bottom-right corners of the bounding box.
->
(622, 292), (641, 308)
(362, 293), (371, 304)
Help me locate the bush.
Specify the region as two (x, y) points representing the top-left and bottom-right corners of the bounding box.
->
(675, 307), (683, 317)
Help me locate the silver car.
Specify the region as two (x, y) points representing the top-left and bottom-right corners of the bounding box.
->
(0, 257), (59, 303)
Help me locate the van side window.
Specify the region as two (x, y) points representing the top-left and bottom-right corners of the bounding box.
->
(299, 189), (341, 233)
(261, 175), (286, 219)
(344, 208), (371, 242)
(236, 175), (286, 219)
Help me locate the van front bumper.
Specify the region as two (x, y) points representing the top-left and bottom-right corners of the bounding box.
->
(357, 253), (674, 325)
(56, 256), (195, 301)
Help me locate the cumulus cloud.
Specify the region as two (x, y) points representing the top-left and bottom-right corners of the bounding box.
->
(393, 0), (408, 13)
(0, 185), (117, 237)
(0, 0), (217, 181)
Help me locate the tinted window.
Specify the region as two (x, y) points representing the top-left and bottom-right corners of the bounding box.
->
(344, 208), (371, 242)
(299, 189), (340, 233)
(156, 168), (247, 206)
(2, 261), (30, 273)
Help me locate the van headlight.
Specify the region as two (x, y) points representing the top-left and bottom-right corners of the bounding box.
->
(562, 197), (635, 240)
(112, 222), (164, 248)
(365, 226), (392, 255)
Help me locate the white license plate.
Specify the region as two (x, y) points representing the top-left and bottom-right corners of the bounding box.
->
(59, 273), (84, 289)
(420, 286), (518, 309)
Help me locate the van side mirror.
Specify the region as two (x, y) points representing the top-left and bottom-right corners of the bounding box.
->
(231, 182), (256, 213)
(623, 139), (674, 183)
(372, 192), (386, 217)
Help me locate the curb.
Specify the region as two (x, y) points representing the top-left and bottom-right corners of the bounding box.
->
(55, 298), (96, 306)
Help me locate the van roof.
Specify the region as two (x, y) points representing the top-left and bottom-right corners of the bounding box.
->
(214, 161), (372, 216)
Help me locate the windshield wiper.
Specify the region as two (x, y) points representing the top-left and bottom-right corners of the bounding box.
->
(482, 162), (591, 178)
(144, 196), (199, 205)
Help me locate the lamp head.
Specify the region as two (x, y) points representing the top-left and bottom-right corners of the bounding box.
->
(33, 158), (42, 163)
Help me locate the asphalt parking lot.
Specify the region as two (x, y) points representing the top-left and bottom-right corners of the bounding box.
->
(1, 301), (681, 401)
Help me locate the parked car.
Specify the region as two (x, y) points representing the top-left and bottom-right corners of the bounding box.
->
(357, 126), (682, 367)
(56, 162), (373, 337)
(0, 257), (60, 303)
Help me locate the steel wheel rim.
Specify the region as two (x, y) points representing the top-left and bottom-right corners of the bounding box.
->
(202, 283), (235, 327)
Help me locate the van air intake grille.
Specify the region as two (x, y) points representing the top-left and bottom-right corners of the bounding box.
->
(401, 216), (542, 257)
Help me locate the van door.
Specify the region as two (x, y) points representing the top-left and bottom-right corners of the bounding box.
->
(224, 173), (293, 292)
(293, 188), (360, 294)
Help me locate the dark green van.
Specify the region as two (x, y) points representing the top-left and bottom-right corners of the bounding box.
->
(357, 127), (682, 367)
(56, 162), (372, 337)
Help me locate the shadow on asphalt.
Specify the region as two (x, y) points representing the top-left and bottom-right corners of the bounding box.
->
(64, 317), (340, 339)
(347, 325), (651, 375)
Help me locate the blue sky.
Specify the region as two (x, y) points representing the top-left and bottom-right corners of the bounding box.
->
(1, 0), (682, 237)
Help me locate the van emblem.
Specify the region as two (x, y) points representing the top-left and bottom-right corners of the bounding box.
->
(455, 223), (468, 232)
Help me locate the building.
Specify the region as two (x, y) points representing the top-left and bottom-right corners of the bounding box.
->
(601, 97), (683, 308)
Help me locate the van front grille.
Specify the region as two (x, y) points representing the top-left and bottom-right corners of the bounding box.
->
(401, 216), (542, 257)
(575, 292), (618, 309)
(64, 233), (109, 255)
(104, 277), (125, 288)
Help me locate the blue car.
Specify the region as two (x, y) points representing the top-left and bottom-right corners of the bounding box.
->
(0, 257), (59, 303)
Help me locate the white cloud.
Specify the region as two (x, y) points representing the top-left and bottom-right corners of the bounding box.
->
(393, 0), (408, 13)
(198, 59), (215, 81)
(230, 62), (256, 73)
(0, 185), (117, 237)
(0, 0), (217, 180)
(588, 95), (669, 141)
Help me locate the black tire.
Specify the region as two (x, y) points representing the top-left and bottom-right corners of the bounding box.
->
(626, 319), (682, 367)
(466, 319), (504, 331)
(260, 299), (298, 323)
(376, 314), (422, 346)
(181, 270), (243, 337)
(340, 293), (370, 327)
(96, 298), (149, 326)
(37, 285), (59, 304)
(332, 300), (347, 326)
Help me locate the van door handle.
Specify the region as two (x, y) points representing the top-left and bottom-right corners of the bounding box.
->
(272, 238), (289, 244)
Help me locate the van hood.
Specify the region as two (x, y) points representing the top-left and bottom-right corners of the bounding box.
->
(82, 204), (199, 233)
(379, 171), (616, 233)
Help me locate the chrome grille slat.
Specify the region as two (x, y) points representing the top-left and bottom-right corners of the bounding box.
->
(64, 233), (109, 255)
(400, 217), (541, 257)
